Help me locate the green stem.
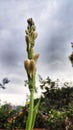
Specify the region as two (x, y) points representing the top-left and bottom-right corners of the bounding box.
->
(27, 89), (34, 130)
(26, 74), (35, 130)
(28, 47), (34, 59)
(25, 19), (38, 130)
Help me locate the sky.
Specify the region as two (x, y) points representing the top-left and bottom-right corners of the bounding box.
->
(0, 0), (73, 105)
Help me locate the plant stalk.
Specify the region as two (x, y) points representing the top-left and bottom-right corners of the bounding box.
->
(27, 88), (34, 130)
(25, 18), (40, 130)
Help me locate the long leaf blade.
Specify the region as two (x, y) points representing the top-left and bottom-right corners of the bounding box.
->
(31, 97), (41, 130)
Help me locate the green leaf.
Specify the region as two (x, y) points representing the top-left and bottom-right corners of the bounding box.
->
(26, 115), (30, 130)
(31, 97), (41, 130)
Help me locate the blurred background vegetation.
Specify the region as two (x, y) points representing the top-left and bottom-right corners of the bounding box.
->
(0, 76), (73, 130)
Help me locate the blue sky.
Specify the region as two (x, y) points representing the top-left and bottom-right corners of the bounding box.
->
(0, 0), (73, 105)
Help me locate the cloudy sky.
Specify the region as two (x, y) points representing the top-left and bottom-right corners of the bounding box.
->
(0, 0), (73, 105)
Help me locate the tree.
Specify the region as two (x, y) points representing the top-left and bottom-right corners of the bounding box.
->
(39, 76), (73, 111)
(0, 77), (10, 89)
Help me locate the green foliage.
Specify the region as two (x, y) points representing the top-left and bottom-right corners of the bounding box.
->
(0, 103), (12, 128)
(0, 104), (27, 129)
(38, 76), (73, 129)
(0, 77), (73, 129)
(39, 76), (73, 111)
(31, 98), (41, 129)
(47, 109), (65, 130)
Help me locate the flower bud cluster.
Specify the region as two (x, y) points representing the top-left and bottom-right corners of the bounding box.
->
(25, 18), (38, 55)
(24, 18), (40, 91)
(24, 52), (40, 77)
(24, 59), (36, 76)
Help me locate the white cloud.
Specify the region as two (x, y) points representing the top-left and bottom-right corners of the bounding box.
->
(0, 0), (73, 105)
(0, 93), (26, 106)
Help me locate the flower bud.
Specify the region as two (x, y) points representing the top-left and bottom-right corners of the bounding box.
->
(27, 18), (34, 26)
(24, 59), (30, 73)
(33, 32), (38, 39)
(25, 35), (29, 45)
(32, 25), (36, 31)
(33, 53), (40, 62)
(25, 30), (28, 35)
(29, 59), (36, 74)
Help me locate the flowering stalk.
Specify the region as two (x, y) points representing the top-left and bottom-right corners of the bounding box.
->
(24, 18), (40, 130)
